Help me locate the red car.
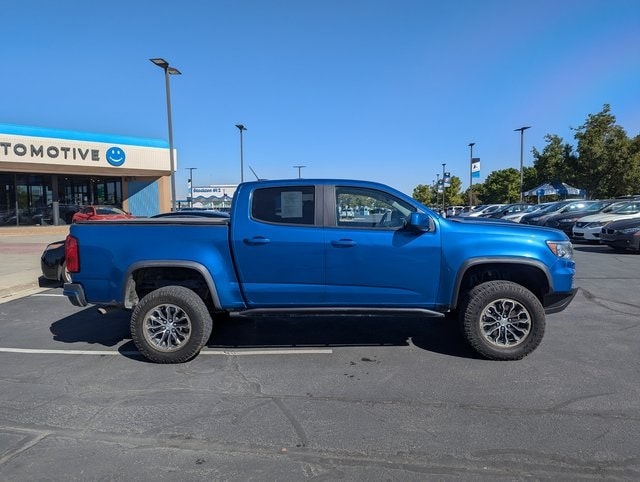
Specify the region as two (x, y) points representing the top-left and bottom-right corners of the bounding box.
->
(71, 205), (133, 223)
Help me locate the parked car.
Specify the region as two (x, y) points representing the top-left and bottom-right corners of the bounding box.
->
(573, 201), (640, 242)
(542, 200), (617, 236)
(463, 204), (506, 217)
(519, 199), (584, 225)
(600, 217), (640, 252)
(40, 240), (70, 284)
(501, 203), (553, 223)
(482, 203), (534, 219)
(446, 206), (465, 217)
(151, 210), (230, 219)
(72, 206), (133, 223)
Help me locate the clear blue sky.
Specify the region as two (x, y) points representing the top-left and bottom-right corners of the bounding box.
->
(4, 0), (640, 197)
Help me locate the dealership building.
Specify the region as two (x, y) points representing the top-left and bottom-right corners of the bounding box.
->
(0, 123), (173, 227)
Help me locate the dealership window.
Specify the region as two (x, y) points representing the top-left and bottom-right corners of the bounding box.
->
(0, 173), (123, 226)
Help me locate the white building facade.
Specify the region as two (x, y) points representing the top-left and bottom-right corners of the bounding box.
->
(0, 123), (174, 226)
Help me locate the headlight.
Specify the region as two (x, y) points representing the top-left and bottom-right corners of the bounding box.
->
(546, 240), (574, 260)
(621, 226), (640, 234)
(557, 218), (578, 225)
(586, 222), (605, 228)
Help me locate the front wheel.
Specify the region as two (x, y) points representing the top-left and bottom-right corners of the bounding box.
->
(130, 286), (213, 363)
(459, 280), (545, 360)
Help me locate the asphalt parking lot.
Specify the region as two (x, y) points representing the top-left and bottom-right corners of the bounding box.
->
(0, 243), (639, 480)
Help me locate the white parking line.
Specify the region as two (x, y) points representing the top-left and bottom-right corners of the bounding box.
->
(32, 293), (65, 297)
(0, 347), (333, 356)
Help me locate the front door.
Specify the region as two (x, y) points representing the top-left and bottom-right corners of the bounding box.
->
(324, 185), (441, 307)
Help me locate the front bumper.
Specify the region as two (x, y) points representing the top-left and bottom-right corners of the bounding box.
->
(543, 288), (578, 314)
(63, 283), (88, 307)
(572, 228), (601, 241)
(600, 234), (640, 251)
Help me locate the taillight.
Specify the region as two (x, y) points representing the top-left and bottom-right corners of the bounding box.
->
(65, 235), (80, 273)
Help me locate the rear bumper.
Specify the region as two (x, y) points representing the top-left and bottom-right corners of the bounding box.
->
(543, 288), (577, 314)
(63, 283), (88, 307)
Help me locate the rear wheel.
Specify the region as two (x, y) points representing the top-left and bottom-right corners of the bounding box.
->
(130, 285), (213, 363)
(459, 280), (545, 360)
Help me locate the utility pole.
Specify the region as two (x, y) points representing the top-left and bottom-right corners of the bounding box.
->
(185, 167), (197, 208)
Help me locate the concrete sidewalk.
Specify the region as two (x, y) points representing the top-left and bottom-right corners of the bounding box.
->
(0, 226), (70, 303)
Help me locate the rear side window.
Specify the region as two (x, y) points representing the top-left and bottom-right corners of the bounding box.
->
(251, 186), (316, 225)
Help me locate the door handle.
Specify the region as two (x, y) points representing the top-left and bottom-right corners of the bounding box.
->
(331, 239), (357, 247)
(244, 236), (271, 245)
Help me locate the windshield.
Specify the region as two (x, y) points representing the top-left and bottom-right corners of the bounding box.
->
(610, 202), (640, 214)
(95, 207), (127, 215)
(585, 200), (614, 212)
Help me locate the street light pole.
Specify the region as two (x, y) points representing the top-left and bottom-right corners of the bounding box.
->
(468, 142), (475, 207)
(442, 163), (446, 217)
(293, 165), (306, 178)
(514, 126), (531, 202)
(150, 58), (181, 212)
(235, 124), (247, 183)
(185, 167), (197, 208)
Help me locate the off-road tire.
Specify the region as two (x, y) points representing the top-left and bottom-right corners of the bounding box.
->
(459, 280), (545, 360)
(130, 285), (213, 364)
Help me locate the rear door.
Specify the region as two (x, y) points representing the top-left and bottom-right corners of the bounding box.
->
(231, 184), (325, 306)
(324, 185), (441, 307)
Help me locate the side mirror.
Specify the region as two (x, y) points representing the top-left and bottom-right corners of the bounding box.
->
(406, 212), (432, 232)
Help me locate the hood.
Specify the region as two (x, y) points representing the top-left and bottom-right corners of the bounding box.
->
(579, 212), (640, 223)
(603, 217), (640, 230)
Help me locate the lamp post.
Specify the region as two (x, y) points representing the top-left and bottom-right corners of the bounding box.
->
(468, 142), (475, 206)
(186, 167), (197, 208)
(150, 58), (181, 212)
(293, 165), (306, 178)
(235, 124), (247, 183)
(442, 163), (447, 217)
(514, 126), (531, 202)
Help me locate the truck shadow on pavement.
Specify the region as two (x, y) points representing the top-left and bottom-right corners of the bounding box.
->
(50, 309), (479, 360)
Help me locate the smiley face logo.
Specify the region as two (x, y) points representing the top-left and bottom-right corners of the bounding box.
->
(106, 147), (126, 166)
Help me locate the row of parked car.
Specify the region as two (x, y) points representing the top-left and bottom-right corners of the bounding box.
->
(454, 198), (640, 252)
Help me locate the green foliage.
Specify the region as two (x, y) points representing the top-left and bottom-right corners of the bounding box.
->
(531, 134), (575, 186)
(413, 175), (464, 208)
(480, 168), (521, 203)
(413, 105), (640, 202)
(445, 176), (465, 206)
(412, 184), (434, 206)
(573, 104), (634, 198)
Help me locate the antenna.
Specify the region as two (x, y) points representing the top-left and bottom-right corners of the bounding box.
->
(248, 165), (262, 181)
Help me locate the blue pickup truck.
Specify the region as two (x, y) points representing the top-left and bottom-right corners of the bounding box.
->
(64, 179), (576, 363)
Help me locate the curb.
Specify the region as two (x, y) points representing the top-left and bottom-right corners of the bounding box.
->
(0, 226), (70, 237)
(0, 285), (50, 304)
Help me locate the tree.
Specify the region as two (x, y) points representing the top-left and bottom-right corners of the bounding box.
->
(444, 176), (465, 206)
(412, 184), (435, 206)
(481, 168), (521, 203)
(531, 134), (575, 185)
(522, 166), (538, 195)
(573, 104), (633, 198)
